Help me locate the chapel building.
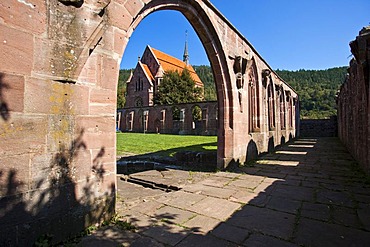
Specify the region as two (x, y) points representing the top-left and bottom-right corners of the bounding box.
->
(125, 44), (204, 108)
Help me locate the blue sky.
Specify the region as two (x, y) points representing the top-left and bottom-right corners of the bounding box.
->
(120, 0), (370, 71)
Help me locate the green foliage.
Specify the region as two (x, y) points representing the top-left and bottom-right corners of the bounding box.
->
(116, 133), (217, 156)
(192, 106), (202, 121)
(194, 65), (217, 101)
(276, 67), (347, 119)
(117, 69), (132, 108)
(34, 234), (53, 247)
(153, 69), (202, 105)
(110, 214), (136, 231)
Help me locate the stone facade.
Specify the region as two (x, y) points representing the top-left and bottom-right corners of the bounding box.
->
(0, 0), (298, 244)
(125, 45), (203, 108)
(118, 101), (218, 135)
(337, 26), (370, 174)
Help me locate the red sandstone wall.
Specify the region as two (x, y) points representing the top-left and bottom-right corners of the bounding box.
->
(0, 1), (117, 245)
(338, 26), (370, 173)
(118, 101), (219, 136)
(0, 0), (299, 244)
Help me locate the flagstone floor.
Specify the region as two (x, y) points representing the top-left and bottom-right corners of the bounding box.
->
(78, 138), (370, 247)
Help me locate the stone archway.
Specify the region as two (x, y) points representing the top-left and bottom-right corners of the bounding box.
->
(0, 0), (299, 244)
(118, 0), (232, 168)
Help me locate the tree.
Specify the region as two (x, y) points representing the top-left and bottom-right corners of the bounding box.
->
(116, 69), (131, 108)
(194, 65), (217, 101)
(153, 68), (203, 105)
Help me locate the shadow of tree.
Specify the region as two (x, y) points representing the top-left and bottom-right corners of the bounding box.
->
(109, 138), (370, 246)
(0, 129), (115, 246)
(0, 73), (10, 121)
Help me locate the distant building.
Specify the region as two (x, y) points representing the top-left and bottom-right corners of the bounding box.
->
(124, 44), (203, 108)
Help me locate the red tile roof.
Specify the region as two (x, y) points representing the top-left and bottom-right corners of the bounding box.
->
(151, 47), (203, 87)
(141, 63), (154, 83)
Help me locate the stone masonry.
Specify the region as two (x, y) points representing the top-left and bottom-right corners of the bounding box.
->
(337, 26), (370, 174)
(0, 0), (297, 244)
(117, 101), (218, 136)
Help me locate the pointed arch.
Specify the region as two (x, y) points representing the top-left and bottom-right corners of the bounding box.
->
(267, 77), (276, 131)
(279, 88), (286, 129)
(248, 58), (260, 132)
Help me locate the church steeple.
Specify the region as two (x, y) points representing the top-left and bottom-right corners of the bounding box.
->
(183, 30), (189, 65)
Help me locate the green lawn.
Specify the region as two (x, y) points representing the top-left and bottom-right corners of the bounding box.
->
(116, 133), (217, 157)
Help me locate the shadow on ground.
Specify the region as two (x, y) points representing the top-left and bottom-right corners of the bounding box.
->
(80, 137), (370, 246)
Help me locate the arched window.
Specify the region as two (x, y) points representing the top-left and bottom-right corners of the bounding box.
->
(286, 93), (293, 128)
(172, 106), (180, 121)
(191, 105), (202, 130)
(280, 89), (286, 129)
(248, 60), (260, 133)
(267, 79), (276, 131)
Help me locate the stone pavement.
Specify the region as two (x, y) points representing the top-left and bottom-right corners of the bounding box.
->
(78, 138), (370, 246)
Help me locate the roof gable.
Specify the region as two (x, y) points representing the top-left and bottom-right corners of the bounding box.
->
(150, 47), (203, 86)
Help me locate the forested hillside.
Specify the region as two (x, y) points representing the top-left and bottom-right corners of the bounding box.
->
(193, 65), (217, 101)
(276, 67), (347, 119)
(117, 66), (347, 119)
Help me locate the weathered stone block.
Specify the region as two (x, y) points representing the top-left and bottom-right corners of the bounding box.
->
(0, 114), (47, 156)
(107, 1), (133, 32)
(0, 24), (33, 75)
(77, 52), (99, 85)
(0, 154), (30, 196)
(0, 73), (25, 114)
(124, 0), (144, 17)
(89, 103), (116, 116)
(114, 28), (127, 56)
(0, 0), (47, 35)
(99, 55), (119, 91)
(25, 78), (90, 115)
(75, 116), (116, 150)
(90, 88), (116, 105)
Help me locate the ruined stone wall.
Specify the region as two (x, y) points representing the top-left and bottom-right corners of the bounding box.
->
(337, 26), (370, 173)
(118, 101), (218, 136)
(0, 0), (117, 245)
(0, 0), (298, 244)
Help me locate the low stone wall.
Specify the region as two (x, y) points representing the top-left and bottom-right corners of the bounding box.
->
(117, 101), (218, 136)
(300, 117), (338, 137)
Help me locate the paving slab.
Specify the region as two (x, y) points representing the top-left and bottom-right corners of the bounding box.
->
(243, 233), (298, 247)
(316, 189), (355, 207)
(229, 189), (258, 204)
(200, 176), (235, 187)
(141, 223), (189, 246)
(176, 233), (238, 247)
(211, 223), (250, 244)
(300, 202), (331, 221)
(331, 205), (362, 228)
(266, 196), (301, 214)
(182, 215), (221, 234)
(77, 138), (370, 246)
(294, 218), (370, 247)
(150, 205), (196, 225)
(188, 196), (241, 220)
(184, 183), (237, 199)
(227, 205), (296, 240)
(155, 190), (206, 208)
(273, 184), (315, 202)
(76, 226), (140, 247)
